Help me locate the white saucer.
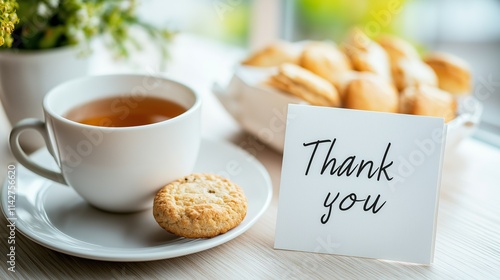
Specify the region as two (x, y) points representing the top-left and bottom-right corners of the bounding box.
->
(1, 139), (272, 261)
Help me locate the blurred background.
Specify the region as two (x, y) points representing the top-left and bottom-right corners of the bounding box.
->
(139, 0), (500, 147)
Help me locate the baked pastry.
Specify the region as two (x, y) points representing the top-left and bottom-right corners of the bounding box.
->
(341, 28), (392, 82)
(423, 52), (471, 94)
(242, 41), (299, 67)
(400, 85), (457, 122)
(392, 58), (438, 91)
(334, 71), (375, 99)
(343, 73), (399, 113)
(153, 173), (247, 238)
(268, 63), (341, 107)
(377, 35), (420, 66)
(299, 41), (352, 88)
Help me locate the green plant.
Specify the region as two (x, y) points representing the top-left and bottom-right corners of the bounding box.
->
(0, 0), (19, 47)
(4, 0), (173, 59)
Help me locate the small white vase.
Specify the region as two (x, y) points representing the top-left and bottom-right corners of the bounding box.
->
(0, 46), (89, 152)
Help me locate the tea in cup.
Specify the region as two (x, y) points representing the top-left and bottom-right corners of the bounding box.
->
(10, 74), (201, 212)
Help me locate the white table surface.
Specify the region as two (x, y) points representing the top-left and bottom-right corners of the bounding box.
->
(1, 35), (499, 279)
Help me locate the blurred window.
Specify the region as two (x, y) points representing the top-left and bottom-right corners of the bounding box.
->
(138, 0), (251, 46)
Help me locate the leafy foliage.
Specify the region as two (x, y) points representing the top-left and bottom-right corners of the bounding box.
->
(0, 0), (19, 47)
(5, 0), (173, 59)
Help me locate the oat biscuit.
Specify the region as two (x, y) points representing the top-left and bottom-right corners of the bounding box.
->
(268, 63), (340, 107)
(153, 173), (248, 238)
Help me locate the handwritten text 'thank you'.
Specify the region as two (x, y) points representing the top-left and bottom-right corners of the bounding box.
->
(302, 138), (394, 224)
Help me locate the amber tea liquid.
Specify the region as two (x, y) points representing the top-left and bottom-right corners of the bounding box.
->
(65, 95), (186, 127)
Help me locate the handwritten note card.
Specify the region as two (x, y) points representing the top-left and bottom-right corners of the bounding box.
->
(274, 104), (447, 264)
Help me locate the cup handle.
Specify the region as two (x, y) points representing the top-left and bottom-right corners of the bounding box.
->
(10, 118), (67, 185)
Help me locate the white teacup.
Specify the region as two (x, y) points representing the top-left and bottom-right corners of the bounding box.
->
(9, 74), (201, 213)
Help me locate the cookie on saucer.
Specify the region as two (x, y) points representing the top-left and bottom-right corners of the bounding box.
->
(153, 173), (247, 238)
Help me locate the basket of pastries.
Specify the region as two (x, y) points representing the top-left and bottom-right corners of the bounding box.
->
(213, 28), (482, 152)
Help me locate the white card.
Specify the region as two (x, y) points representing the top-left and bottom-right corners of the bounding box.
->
(274, 104), (446, 264)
